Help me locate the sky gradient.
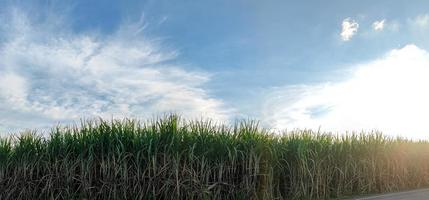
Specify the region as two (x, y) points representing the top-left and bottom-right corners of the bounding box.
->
(1, 0), (429, 138)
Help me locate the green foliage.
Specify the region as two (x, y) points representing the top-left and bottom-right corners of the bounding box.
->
(0, 115), (429, 199)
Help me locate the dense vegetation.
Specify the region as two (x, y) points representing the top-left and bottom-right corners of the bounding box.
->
(1, 115), (429, 199)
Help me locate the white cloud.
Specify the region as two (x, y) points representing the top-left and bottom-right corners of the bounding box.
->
(372, 20), (385, 31)
(262, 44), (429, 139)
(340, 18), (359, 41)
(0, 9), (232, 133)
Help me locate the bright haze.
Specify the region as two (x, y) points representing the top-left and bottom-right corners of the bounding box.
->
(1, 0), (429, 139)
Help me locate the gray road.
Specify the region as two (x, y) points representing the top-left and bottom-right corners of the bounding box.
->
(352, 188), (429, 200)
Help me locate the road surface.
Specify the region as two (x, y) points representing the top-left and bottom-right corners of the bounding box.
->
(352, 188), (429, 200)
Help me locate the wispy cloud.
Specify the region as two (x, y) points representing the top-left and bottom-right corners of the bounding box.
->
(262, 45), (429, 139)
(372, 19), (385, 31)
(413, 14), (429, 28)
(340, 18), (359, 41)
(0, 9), (232, 132)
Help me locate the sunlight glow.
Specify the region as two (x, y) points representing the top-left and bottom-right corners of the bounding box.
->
(264, 44), (429, 139)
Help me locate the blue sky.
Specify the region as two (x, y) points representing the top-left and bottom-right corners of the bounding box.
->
(1, 0), (429, 138)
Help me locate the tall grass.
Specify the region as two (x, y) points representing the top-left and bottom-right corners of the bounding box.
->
(1, 115), (429, 199)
